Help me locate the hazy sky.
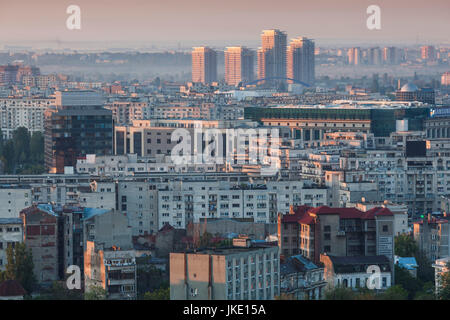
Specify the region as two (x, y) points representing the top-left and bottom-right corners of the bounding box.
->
(0, 0), (449, 48)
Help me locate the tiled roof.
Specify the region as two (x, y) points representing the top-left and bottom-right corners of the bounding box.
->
(282, 205), (393, 225)
(0, 280), (26, 297)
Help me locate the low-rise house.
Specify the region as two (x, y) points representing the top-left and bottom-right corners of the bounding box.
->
(0, 280), (26, 300)
(320, 254), (392, 291)
(280, 254), (326, 300)
(395, 256), (418, 278)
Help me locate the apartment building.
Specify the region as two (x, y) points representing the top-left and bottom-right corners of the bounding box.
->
(76, 154), (219, 175)
(280, 254), (326, 300)
(20, 204), (62, 286)
(158, 180), (327, 229)
(84, 241), (137, 300)
(0, 185), (32, 219)
(278, 205), (395, 264)
(170, 240), (280, 300)
(413, 214), (450, 261)
(104, 101), (152, 124)
(0, 97), (54, 138)
(0, 218), (23, 271)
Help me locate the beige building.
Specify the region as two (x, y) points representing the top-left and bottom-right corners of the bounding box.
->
(84, 241), (137, 300)
(224, 47), (254, 86)
(170, 242), (280, 300)
(257, 29), (287, 81)
(192, 47), (217, 84)
(287, 37), (315, 85)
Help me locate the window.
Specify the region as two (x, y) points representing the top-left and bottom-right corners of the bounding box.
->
(382, 225), (388, 232)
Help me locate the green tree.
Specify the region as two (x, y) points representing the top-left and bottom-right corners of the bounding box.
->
(2, 139), (15, 173)
(394, 265), (422, 299)
(136, 262), (168, 297)
(415, 251), (435, 283)
(394, 234), (418, 257)
(84, 286), (107, 300)
(2, 243), (37, 294)
(142, 287), (169, 300)
(33, 281), (83, 300)
(12, 127), (31, 166)
(380, 285), (408, 300)
(324, 287), (355, 300)
(29, 131), (44, 164)
(438, 263), (450, 300)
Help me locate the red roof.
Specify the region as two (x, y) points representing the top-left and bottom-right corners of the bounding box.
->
(309, 206), (364, 218)
(0, 280), (26, 297)
(365, 207), (394, 218)
(281, 205), (311, 223)
(282, 205), (394, 225)
(414, 218), (448, 225)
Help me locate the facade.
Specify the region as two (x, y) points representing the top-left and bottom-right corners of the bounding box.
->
(20, 204), (62, 286)
(278, 205), (395, 264)
(347, 47), (362, 65)
(320, 254), (392, 290)
(170, 242), (280, 300)
(104, 101), (152, 124)
(421, 45), (437, 61)
(0, 185), (32, 219)
(0, 65), (40, 86)
(0, 218), (23, 271)
(433, 256), (450, 296)
(44, 90), (113, 173)
(441, 72), (450, 87)
(257, 29), (287, 81)
(395, 83), (435, 104)
(84, 241), (137, 300)
(0, 98), (54, 139)
(192, 47), (217, 84)
(413, 214), (450, 261)
(158, 180), (327, 229)
(287, 37), (315, 85)
(224, 47), (254, 86)
(280, 254), (326, 300)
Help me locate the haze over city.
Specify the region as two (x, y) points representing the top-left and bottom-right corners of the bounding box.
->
(0, 0), (449, 50)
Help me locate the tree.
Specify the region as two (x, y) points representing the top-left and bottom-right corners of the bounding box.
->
(29, 131), (44, 164)
(33, 281), (83, 300)
(415, 251), (435, 283)
(324, 287), (355, 300)
(12, 127), (31, 166)
(136, 263), (168, 297)
(438, 263), (450, 300)
(380, 285), (408, 300)
(2, 243), (37, 294)
(84, 286), (107, 300)
(142, 287), (169, 300)
(394, 265), (422, 299)
(394, 234), (418, 257)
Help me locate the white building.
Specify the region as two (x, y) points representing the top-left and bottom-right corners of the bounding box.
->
(157, 180), (327, 229)
(0, 98), (53, 138)
(0, 185), (32, 219)
(433, 257), (450, 296)
(0, 218), (23, 270)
